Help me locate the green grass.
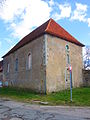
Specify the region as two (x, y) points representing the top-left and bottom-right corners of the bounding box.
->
(0, 87), (90, 106)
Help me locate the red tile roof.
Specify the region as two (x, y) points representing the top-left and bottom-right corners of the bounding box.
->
(0, 60), (3, 72)
(3, 18), (84, 57)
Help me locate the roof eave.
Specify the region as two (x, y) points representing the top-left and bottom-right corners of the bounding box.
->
(45, 31), (85, 47)
(2, 33), (46, 58)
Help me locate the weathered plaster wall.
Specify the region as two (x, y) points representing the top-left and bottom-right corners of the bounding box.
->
(3, 34), (83, 93)
(46, 34), (83, 93)
(3, 35), (46, 93)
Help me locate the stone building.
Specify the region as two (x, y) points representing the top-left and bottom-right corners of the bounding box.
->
(83, 70), (90, 87)
(0, 60), (3, 83)
(3, 19), (84, 93)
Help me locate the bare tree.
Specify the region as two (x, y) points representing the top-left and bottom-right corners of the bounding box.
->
(83, 46), (90, 69)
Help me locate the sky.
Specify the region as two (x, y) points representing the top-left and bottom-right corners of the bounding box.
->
(0, 0), (90, 60)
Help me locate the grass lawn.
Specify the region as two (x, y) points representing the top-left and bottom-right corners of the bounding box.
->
(0, 87), (90, 106)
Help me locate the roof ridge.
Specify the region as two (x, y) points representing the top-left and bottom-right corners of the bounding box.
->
(45, 18), (84, 47)
(3, 18), (84, 58)
(45, 18), (52, 32)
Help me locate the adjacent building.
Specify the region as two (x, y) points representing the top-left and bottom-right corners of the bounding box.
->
(0, 60), (3, 84)
(3, 19), (84, 93)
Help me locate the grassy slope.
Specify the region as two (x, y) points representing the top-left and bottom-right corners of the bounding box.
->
(0, 87), (90, 106)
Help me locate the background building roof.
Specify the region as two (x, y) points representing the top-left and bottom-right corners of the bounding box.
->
(0, 60), (3, 72)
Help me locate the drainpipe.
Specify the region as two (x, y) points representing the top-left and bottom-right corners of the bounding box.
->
(69, 65), (72, 101)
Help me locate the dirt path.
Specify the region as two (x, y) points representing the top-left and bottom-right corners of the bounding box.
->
(0, 99), (90, 120)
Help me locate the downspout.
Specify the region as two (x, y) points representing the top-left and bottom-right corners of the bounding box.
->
(43, 34), (47, 94)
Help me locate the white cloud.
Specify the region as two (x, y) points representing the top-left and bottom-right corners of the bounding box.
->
(71, 3), (87, 22)
(0, 58), (3, 61)
(54, 3), (71, 20)
(0, 0), (52, 38)
(0, 0), (90, 41)
(0, 0), (26, 22)
(13, 0), (51, 38)
(48, 0), (54, 6)
(87, 18), (90, 27)
(59, 4), (71, 18)
(83, 47), (86, 57)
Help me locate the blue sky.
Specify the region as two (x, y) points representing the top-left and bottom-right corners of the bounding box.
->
(0, 0), (90, 60)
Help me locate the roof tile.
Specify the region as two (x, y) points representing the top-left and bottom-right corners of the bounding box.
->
(3, 18), (84, 57)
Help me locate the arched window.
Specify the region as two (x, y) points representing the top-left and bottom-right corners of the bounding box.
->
(15, 58), (18, 71)
(65, 44), (70, 64)
(7, 63), (10, 73)
(67, 54), (70, 64)
(27, 53), (32, 70)
(65, 44), (69, 52)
